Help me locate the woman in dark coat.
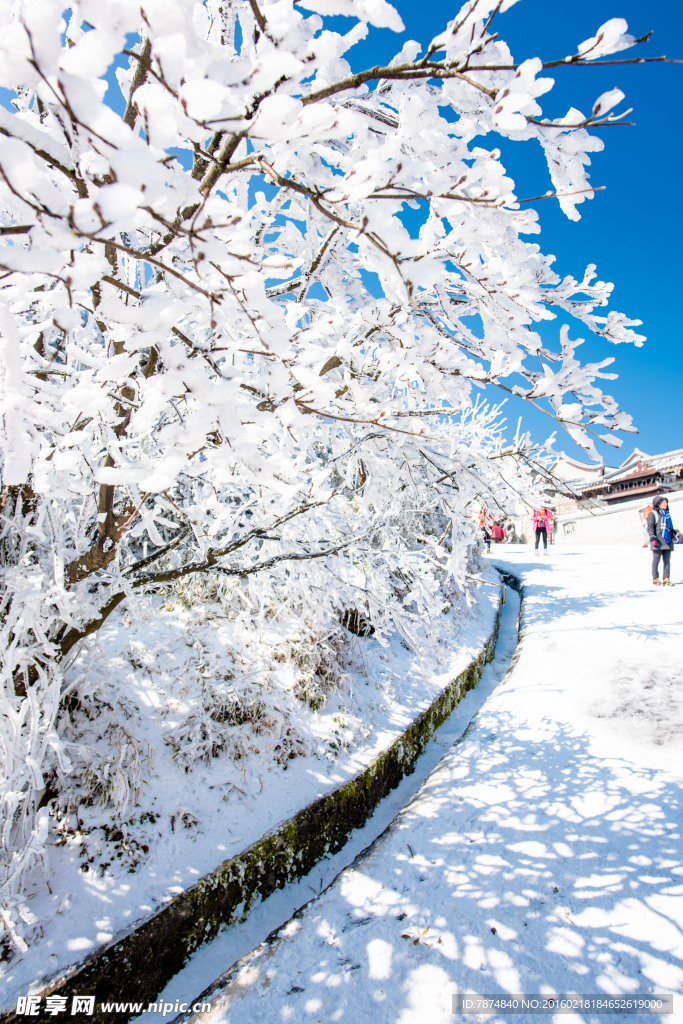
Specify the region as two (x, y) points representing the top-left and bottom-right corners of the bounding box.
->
(647, 496), (679, 585)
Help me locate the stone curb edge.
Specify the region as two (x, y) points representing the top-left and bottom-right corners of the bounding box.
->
(2, 584), (505, 1024)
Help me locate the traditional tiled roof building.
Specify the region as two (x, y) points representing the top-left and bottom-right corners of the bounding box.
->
(544, 448), (683, 545)
(553, 448), (683, 507)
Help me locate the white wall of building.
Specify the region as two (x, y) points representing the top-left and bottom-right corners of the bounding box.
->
(554, 491), (683, 545)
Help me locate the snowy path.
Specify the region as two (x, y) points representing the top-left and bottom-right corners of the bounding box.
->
(174, 547), (683, 1024)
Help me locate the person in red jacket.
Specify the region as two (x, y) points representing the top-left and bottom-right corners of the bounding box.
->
(491, 521), (507, 543)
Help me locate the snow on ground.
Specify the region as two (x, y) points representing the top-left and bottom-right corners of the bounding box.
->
(176, 546), (683, 1024)
(1, 566), (500, 1008)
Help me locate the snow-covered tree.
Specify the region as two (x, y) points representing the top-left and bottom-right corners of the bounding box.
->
(0, 0), (652, 948)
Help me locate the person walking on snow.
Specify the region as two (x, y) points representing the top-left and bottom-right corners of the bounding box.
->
(479, 506), (493, 554)
(647, 496), (679, 585)
(533, 507), (554, 555)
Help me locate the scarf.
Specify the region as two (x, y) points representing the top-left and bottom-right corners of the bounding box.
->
(659, 507), (673, 545)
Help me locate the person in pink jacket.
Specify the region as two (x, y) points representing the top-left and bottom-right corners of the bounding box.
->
(533, 508), (554, 555)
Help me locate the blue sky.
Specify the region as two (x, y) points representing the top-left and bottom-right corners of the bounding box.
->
(343, 0), (683, 467)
